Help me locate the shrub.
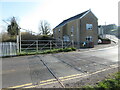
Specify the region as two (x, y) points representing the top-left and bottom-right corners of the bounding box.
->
(58, 48), (64, 52)
(0, 32), (17, 42)
(63, 48), (72, 52)
(21, 32), (37, 40)
(71, 47), (76, 51)
(37, 35), (54, 40)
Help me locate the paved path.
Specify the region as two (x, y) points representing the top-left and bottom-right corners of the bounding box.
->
(2, 44), (118, 88)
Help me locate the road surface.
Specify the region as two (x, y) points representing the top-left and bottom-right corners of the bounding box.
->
(2, 45), (118, 88)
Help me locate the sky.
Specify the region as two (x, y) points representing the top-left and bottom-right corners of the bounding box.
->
(0, 0), (119, 33)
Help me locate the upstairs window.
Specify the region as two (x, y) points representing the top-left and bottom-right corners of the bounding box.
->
(54, 30), (56, 33)
(86, 24), (93, 30)
(58, 29), (60, 32)
(71, 26), (74, 33)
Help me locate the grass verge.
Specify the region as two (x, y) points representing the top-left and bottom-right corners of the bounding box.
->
(82, 71), (120, 90)
(17, 47), (76, 56)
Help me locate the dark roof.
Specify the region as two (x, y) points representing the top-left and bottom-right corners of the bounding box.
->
(54, 10), (89, 29)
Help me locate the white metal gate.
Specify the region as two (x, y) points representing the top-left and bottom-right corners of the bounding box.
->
(20, 40), (73, 52)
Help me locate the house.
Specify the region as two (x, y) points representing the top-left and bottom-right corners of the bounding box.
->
(98, 24), (118, 37)
(98, 25), (104, 36)
(53, 9), (98, 48)
(98, 25), (104, 38)
(118, 26), (120, 39)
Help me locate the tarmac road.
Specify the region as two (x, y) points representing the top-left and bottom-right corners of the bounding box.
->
(2, 45), (118, 88)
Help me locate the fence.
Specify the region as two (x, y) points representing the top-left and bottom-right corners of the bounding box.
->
(0, 42), (17, 57)
(21, 40), (74, 52)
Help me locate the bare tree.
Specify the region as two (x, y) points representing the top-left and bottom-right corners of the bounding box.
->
(38, 20), (51, 35)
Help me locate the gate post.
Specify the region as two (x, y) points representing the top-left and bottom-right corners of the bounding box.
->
(62, 40), (63, 49)
(50, 41), (52, 50)
(9, 42), (12, 56)
(72, 40), (74, 47)
(17, 35), (19, 54)
(19, 31), (21, 53)
(36, 40), (38, 52)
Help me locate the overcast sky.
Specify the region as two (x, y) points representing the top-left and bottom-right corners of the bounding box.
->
(0, 0), (119, 33)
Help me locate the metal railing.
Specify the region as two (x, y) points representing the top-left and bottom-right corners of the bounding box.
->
(100, 34), (118, 44)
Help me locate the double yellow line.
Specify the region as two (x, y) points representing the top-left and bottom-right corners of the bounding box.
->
(9, 64), (118, 88)
(9, 73), (84, 88)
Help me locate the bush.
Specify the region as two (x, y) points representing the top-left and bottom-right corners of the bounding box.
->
(21, 32), (37, 40)
(71, 47), (76, 51)
(64, 48), (72, 52)
(37, 35), (54, 40)
(58, 48), (64, 52)
(1, 32), (16, 42)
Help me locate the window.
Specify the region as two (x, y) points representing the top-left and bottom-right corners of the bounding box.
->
(71, 26), (74, 33)
(86, 24), (93, 30)
(63, 35), (70, 42)
(86, 36), (93, 41)
(58, 29), (60, 32)
(54, 30), (56, 33)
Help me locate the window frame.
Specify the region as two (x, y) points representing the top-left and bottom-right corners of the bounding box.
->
(86, 36), (93, 41)
(86, 24), (93, 30)
(54, 30), (56, 33)
(58, 29), (60, 32)
(71, 26), (74, 33)
(63, 35), (70, 42)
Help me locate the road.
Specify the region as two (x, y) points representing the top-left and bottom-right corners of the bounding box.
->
(2, 45), (118, 88)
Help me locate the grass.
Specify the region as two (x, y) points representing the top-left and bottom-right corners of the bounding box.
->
(1, 47), (76, 58)
(81, 72), (120, 90)
(18, 47), (76, 56)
